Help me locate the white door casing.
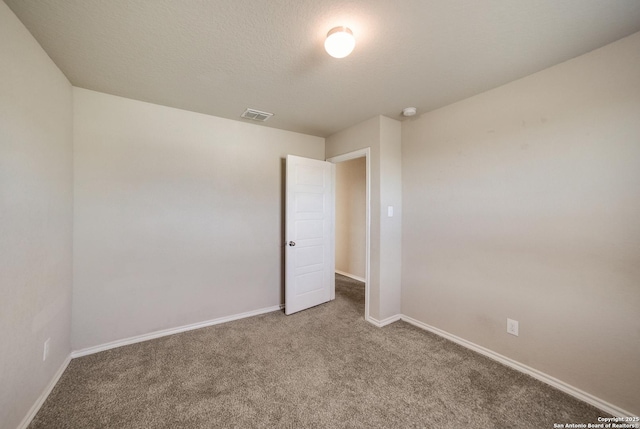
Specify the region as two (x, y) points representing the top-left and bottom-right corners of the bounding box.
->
(285, 155), (335, 315)
(326, 148), (371, 322)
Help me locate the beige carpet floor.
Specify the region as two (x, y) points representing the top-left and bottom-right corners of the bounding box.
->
(29, 274), (607, 428)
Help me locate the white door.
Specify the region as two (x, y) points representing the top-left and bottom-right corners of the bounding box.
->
(285, 155), (335, 315)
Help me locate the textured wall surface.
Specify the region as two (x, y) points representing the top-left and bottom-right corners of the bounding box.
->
(327, 116), (402, 321)
(72, 88), (324, 350)
(378, 117), (402, 320)
(0, 3), (73, 429)
(402, 32), (640, 415)
(327, 117), (382, 320)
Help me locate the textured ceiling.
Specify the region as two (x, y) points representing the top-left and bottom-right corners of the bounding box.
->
(5, 0), (640, 137)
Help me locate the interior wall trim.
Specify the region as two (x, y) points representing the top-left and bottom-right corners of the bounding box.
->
(367, 314), (402, 328)
(71, 305), (284, 358)
(327, 148), (371, 322)
(19, 309), (632, 426)
(335, 270), (366, 283)
(17, 354), (72, 429)
(399, 314), (633, 418)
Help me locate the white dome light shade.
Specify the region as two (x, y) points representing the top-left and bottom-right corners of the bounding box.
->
(324, 26), (355, 58)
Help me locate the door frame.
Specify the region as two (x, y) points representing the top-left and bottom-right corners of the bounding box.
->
(326, 148), (371, 322)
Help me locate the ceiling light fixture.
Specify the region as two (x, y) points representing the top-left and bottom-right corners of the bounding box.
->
(324, 26), (355, 58)
(402, 107), (417, 117)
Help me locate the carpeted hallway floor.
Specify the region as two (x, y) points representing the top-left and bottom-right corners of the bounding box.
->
(29, 274), (606, 428)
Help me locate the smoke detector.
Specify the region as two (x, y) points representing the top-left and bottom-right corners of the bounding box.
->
(402, 107), (417, 117)
(241, 108), (274, 122)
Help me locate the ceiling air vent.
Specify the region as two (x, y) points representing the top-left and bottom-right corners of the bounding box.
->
(241, 108), (274, 122)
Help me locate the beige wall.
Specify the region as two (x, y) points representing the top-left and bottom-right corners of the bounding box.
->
(335, 157), (366, 280)
(4, 0), (637, 418)
(0, 3), (73, 429)
(72, 88), (324, 350)
(326, 115), (402, 321)
(401, 32), (640, 415)
(379, 117), (402, 318)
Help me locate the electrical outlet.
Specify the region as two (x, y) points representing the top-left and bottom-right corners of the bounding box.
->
(507, 318), (519, 336)
(43, 338), (50, 361)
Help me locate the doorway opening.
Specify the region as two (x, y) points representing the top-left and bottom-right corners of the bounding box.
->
(327, 149), (371, 321)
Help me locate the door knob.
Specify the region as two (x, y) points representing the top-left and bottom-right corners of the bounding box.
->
(288, 241), (296, 246)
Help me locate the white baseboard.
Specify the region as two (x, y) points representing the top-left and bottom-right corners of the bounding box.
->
(19, 305), (284, 428)
(367, 314), (402, 327)
(400, 314), (634, 418)
(335, 270), (366, 283)
(72, 304), (284, 358)
(17, 354), (72, 429)
(20, 308), (633, 427)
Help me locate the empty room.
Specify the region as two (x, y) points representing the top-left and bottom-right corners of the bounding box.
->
(1, 1), (639, 428)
